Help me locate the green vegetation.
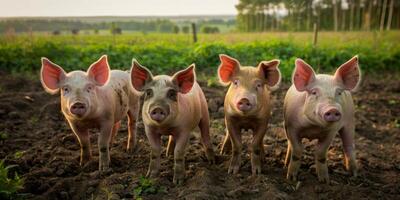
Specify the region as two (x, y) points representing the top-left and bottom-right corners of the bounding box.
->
(0, 31), (399, 80)
(0, 160), (23, 199)
(134, 176), (164, 199)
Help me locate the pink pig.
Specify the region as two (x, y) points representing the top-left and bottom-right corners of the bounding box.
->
(284, 56), (361, 183)
(130, 60), (215, 184)
(218, 54), (281, 175)
(40, 55), (140, 172)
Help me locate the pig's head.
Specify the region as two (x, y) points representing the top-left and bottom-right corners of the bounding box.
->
(130, 59), (195, 125)
(292, 56), (361, 125)
(40, 55), (110, 120)
(218, 54), (281, 116)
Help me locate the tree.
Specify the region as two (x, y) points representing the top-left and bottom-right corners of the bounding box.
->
(380, 0), (388, 31)
(386, 0), (394, 30)
(173, 25), (180, 34)
(182, 26), (190, 33)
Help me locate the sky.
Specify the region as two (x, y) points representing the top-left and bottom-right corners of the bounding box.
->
(0, 0), (239, 17)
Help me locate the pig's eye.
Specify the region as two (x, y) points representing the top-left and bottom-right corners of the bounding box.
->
(167, 89), (177, 101)
(86, 85), (94, 93)
(310, 89), (318, 95)
(233, 80), (239, 86)
(62, 86), (70, 94)
(145, 89), (153, 98)
(255, 83), (263, 90)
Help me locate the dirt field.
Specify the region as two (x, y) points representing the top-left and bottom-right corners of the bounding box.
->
(0, 71), (399, 200)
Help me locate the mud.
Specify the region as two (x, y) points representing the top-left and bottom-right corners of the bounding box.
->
(0, 71), (399, 199)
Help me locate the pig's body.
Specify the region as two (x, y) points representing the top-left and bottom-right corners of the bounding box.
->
(40, 56), (140, 171)
(284, 58), (360, 183)
(217, 55), (281, 175)
(130, 62), (215, 184)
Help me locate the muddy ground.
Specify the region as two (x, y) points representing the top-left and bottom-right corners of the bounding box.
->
(0, 71), (399, 200)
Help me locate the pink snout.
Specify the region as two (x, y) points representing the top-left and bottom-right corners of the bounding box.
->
(150, 107), (168, 122)
(236, 98), (252, 112)
(70, 102), (87, 117)
(323, 108), (341, 122)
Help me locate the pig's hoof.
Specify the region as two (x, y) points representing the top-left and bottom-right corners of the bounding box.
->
(228, 164), (240, 174)
(252, 165), (262, 176)
(318, 175), (330, 184)
(146, 170), (159, 178)
(173, 174), (185, 185)
(99, 163), (110, 173)
(205, 149), (216, 164)
(287, 172), (298, 182)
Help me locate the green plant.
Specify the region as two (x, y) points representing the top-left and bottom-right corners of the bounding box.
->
(134, 176), (164, 199)
(0, 160), (23, 199)
(0, 132), (8, 141)
(14, 151), (24, 159)
(100, 187), (114, 200)
(28, 116), (39, 125)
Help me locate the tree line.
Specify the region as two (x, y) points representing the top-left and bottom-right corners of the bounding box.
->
(0, 19), (230, 34)
(236, 0), (400, 32)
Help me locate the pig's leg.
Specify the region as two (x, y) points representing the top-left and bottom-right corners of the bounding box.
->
(110, 121), (121, 146)
(220, 130), (232, 154)
(173, 131), (190, 184)
(315, 133), (335, 183)
(284, 142), (292, 167)
(226, 118), (242, 174)
(339, 124), (357, 176)
(199, 115), (215, 163)
(98, 122), (113, 172)
(166, 135), (175, 157)
(286, 127), (303, 181)
(126, 110), (137, 152)
(69, 123), (92, 166)
(251, 123), (267, 175)
(145, 127), (162, 178)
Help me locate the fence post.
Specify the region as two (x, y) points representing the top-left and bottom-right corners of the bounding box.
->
(191, 23), (197, 43)
(313, 22), (318, 47)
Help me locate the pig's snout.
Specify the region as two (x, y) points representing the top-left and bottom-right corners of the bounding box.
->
(150, 107), (168, 122)
(237, 98), (253, 112)
(70, 102), (87, 117)
(323, 108), (341, 122)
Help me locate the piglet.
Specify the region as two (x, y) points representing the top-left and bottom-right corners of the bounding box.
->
(40, 55), (140, 171)
(130, 60), (215, 184)
(218, 54), (281, 175)
(284, 56), (361, 183)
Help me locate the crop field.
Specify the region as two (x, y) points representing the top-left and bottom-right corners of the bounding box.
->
(0, 31), (399, 199)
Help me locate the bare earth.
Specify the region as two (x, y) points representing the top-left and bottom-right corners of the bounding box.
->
(0, 71), (399, 199)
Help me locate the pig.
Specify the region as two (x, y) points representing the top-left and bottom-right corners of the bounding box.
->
(284, 56), (361, 183)
(218, 54), (281, 175)
(40, 55), (140, 172)
(130, 60), (215, 184)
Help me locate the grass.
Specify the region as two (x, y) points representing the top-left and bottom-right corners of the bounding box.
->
(0, 160), (24, 199)
(134, 176), (164, 199)
(0, 31), (399, 81)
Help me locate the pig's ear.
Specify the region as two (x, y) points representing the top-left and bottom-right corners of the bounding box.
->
(293, 59), (316, 92)
(258, 59), (281, 91)
(172, 64), (196, 94)
(40, 57), (66, 94)
(218, 54), (240, 86)
(130, 59), (153, 92)
(334, 56), (361, 92)
(87, 55), (110, 86)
